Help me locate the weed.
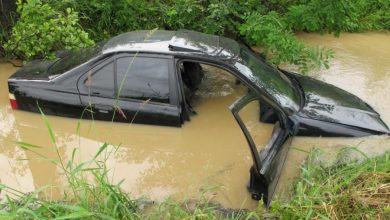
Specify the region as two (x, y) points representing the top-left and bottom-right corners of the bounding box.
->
(270, 148), (390, 220)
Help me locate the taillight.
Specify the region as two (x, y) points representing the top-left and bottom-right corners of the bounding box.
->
(9, 93), (18, 109)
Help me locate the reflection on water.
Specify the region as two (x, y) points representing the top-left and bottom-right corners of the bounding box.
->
(0, 32), (389, 208)
(297, 32), (390, 124)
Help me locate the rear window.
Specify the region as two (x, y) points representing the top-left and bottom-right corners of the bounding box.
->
(49, 43), (103, 76)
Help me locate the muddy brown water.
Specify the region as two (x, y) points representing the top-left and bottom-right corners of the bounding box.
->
(0, 32), (389, 208)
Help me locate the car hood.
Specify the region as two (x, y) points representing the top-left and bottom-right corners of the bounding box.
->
(294, 75), (390, 134)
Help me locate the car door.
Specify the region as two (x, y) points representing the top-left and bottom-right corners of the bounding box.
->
(113, 54), (182, 126)
(229, 92), (293, 207)
(77, 54), (182, 126)
(77, 57), (117, 121)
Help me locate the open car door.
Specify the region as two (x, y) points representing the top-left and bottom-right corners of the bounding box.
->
(230, 92), (293, 207)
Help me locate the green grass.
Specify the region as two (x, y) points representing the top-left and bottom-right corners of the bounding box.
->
(270, 148), (390, 220)
(1, 111), (389, 219)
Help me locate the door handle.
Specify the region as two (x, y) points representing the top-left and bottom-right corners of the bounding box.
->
(98, 109), (109, 114)
(94, 104), (113, 114)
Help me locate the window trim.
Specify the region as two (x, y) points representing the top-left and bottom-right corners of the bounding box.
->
(77, 56), (115, 98)
(113, 53), (174, 106)
(83, 60), (115, 98)
(78, 53), (180, 108)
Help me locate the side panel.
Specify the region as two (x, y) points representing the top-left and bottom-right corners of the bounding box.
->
(296, 117), (381, 137)
(9, 80), (84, 118)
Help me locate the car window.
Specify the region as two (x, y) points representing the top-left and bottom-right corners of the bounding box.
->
(116, 56), (170, 104)
(236, 47), (301, 112)
(85, 62), (114, 97)
(49, 41), (104, 76)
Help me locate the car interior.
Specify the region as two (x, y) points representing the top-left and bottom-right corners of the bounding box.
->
(178, 61), (280, 150)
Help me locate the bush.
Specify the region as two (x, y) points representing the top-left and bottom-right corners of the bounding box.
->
(284, 0), (390, 34)
(0, 0), (17, 57)
(49, 0), (163, 42)
(240, 11), (334, 72)
(48, 0), (332, 72)
(4, 0), (389, 71)
(4, 0), (94, 60)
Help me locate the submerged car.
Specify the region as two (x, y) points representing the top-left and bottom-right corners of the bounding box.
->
(8, 30), (390, 206)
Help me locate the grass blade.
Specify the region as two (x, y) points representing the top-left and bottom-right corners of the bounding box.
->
(93, 143), (108, 160)
(14, 141), (42, 150)
(37, 104), (56, 145)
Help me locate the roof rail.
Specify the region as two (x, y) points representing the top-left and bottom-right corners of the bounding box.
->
(168, 44), (203, 53)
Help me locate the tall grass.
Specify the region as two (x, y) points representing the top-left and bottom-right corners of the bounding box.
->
(270, 148), (390, 220)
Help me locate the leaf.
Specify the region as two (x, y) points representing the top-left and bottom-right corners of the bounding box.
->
(14, 141), (42, 150)
(53, 209), (93, 219)
(37, 104), (56, 146)
(36, 157), (59, 165)
(16, 207), (39, 219)
(71, 148), (77, 164)
(93, 143), (109, 160)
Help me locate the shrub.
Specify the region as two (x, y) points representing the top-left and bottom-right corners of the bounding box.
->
(0, 0), (17, 57)
(49, 0), (163, 42)
(4, 0), (389, 70)
(284, 0), (390, 34)
(4, 0), (94, 60)
(240, 11), (334, 72)
(55, 0), (334, 72)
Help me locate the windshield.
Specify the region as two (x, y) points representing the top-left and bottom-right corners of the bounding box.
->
(234, 47), (301, 112)
(49, 43), (103, 76)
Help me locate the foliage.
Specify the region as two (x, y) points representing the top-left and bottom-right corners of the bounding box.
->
(240, 11), (334, 72)
(0, 0), (17, 57)
(284, 0), (390, 34)
(160, 0), (265, 36)
(270, 148), (390, 219)
(0, 27), (6, 58)
(3, 0), (390, 71)
(43, 0), (333, 72)
(4, 0), (94, 60)
(47, 0), (162, 42)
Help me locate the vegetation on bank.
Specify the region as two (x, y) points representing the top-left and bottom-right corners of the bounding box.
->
(0, 1), (389, 219)
(1, 112), (388, 219)
(270, 148), (390, 219)
(1, 0), (389, 71)
(3, 1), (94, 60)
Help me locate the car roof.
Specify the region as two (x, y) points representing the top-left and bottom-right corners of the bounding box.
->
(102, 30), (240, 61)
